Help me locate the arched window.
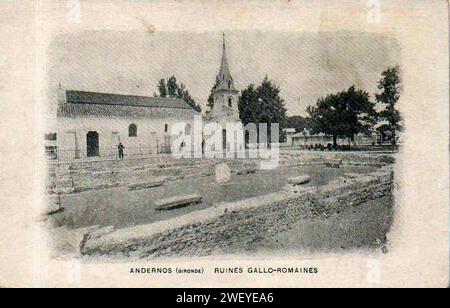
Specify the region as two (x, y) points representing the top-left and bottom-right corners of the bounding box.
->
(165, 124), (169, 133)
(228, 80), (232, 89)
(185, 124), (191, 135)
(129, 124), (137, 137)
(228, 97), (233, 108)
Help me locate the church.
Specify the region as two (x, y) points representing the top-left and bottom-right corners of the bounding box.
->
(52, 34), (244, 162)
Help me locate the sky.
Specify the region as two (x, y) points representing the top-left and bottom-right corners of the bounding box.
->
(46, 30), (400, 117)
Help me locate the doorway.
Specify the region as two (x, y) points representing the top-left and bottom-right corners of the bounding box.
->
(87, 131), (99, 157)
(222, 129), (227, 151)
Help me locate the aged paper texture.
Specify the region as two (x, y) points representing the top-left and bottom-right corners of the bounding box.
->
(0, 0), (448, 288)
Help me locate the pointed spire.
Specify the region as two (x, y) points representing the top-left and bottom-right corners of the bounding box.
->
(216, 32), (235, 91)
(219, 32), (231, 80)
(223, 32), (226, 49)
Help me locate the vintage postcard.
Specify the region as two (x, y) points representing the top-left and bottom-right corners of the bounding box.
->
(0, 0), (448, 289)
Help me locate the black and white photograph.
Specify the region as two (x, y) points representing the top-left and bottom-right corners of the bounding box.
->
(45, 29), (400, 259)
(0, 0), (448, 289)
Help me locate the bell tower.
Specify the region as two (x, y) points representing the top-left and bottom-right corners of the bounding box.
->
(209, 33), (240, 122)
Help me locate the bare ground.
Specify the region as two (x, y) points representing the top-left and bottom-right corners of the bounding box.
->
(239, 194), (394, 254)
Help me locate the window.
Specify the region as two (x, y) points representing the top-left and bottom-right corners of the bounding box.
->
(45, 146), (58, 160)
(44, 133), (57, 141)
(228, 97), (232, 108)
(129, 124), (137, 137)
(185, 124), (191, 135)
(228, 80), (232, 89)
(165, 124), (169, 133)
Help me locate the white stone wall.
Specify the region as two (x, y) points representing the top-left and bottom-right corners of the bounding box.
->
(56, 116), (197, 159)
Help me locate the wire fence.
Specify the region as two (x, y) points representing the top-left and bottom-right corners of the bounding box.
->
(45, 143), (399, 165)
(45, 146), (169, 165)
(45, 145), (280, 165)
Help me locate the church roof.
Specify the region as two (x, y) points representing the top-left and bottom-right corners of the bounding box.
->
(65, 90), (192, 109)
(58, 90), (200, 119)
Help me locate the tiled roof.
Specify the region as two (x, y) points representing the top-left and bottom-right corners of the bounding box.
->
(58, 90), (200, 119)
(66, 90), (192, 109)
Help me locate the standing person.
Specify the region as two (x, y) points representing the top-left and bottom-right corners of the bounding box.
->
(118, 142), (125, 160)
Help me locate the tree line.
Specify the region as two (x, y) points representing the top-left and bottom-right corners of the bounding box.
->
(154, 66), (402, 147)
(285, 66), (402, 146)
(307, 66), (401, 146)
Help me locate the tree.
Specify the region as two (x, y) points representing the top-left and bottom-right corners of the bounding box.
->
(238, 76), (288, 143)
(375, 66), (402, 146)
(156, 76), (202, 112)
(207, 89), (215, 110)
(287, 115), (310, 133)
(157, 79), (167, 98)
(376, 123), (393, 144)
(179, 87), (202, 113)
(307, 86), (376, 147)
(166, 76), (178, 98)
(207, 77), (219, 110)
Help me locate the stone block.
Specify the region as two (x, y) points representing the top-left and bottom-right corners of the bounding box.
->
(344, 173), (362, 179)
(215, 163), (231, 184)
(288, 175), (311, 185)
(155, 194), (202, 211)
(128, 179), (165, 191)
(324, 159), (342, 168)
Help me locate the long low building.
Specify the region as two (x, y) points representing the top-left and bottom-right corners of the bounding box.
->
(284, 129), (378, 147)
(56, 90), (201, 161)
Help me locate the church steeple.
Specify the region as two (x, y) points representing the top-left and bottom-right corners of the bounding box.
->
(216, 33), (235, 91)
(208, 32), (240, 122)
(219, 33), (231, 80)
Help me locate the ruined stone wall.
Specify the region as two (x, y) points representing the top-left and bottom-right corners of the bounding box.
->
(47, 158), (256, 194)
(48, 152), (395, 195)
(280, 151), (396, 167)
(80, 165), (394, 259)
